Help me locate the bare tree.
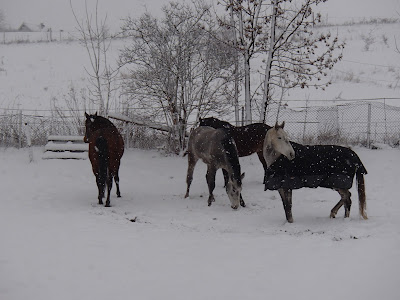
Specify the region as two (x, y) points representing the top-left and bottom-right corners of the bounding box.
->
(219, 0), (344, 124)
(260, 0), (344, 122)
(70, 0), (118, 116)
(219, 0), (267, 124)
(119, 1), (237, 153)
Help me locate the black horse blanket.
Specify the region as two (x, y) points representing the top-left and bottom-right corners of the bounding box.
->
(264, 143), (367, 191)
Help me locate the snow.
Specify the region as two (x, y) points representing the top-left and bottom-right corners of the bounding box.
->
(2, 23), (400, 112)
(1, 146), (399, 299)
(2, 10), (400, 299)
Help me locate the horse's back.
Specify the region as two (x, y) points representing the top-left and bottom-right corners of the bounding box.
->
(232, 123), (270, 156)
(266, 142), (367, 190)
(199, 117), (232, 129)
(89, 127), (124, 159)
(292, 143), (366, 175)
(188, 126), (228, 162)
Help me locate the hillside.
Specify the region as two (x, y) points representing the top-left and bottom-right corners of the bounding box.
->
(1, 22), (399, 113)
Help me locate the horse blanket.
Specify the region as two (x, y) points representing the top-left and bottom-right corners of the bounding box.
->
(264, 142), (367, 190)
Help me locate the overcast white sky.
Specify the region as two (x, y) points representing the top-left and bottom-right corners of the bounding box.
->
(2, 0), (400, 31)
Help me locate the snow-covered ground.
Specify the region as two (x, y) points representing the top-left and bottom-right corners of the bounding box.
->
(1, 146), (399, 299)
(1, 11), (400, 299)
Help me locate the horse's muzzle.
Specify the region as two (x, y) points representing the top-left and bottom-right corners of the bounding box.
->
(289, 151), (295, 160)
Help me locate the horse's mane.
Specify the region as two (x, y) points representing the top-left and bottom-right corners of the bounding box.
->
(87, 114), (117, 131)
(200, 117), (233, 130)
(94, 115), (116, 127)
(220, 130), (241, 183)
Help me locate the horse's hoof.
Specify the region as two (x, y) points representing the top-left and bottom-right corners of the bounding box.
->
(240, 200), (246, 207)
(117, 194), (121, 198)
(231, 205), (238, 210)
(105, 203), (111, 207)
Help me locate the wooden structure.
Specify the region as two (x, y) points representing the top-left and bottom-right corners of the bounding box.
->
(43, 135), (88, 159)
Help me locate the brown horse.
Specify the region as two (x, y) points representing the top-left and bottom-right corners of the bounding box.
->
(84, 112), (124, 207)
(199, 117), (271, 182)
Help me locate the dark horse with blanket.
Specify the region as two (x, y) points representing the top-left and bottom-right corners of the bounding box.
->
(199, 117), (271, 181)
(84, 112), (124, 207)
(263, 122), (367, 223)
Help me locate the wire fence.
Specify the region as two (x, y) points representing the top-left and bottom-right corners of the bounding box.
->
(267, 100), (400, 147)
(1, 30), (81, 44)
(0, 109), (169, 149)
(1, 99), (400, 150)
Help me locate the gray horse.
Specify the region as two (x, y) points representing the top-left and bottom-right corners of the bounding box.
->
(184, 126), (245, 209)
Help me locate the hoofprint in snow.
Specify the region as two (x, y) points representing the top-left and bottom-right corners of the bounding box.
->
(1, 146), (399, 300)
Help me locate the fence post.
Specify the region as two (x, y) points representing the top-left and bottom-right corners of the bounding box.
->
(124, 104), (130, 149)
(18, 110), (23, 149)
(383, 98), (388, 143)
(367, 103), (372, 148)
(24, 122), (33, 162)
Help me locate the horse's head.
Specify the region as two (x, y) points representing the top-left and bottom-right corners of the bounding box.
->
(84, 112), (98, 143)
(264, 122), (295, 165)
(225, 172), (245, 209)
(199, 117), (218, 127)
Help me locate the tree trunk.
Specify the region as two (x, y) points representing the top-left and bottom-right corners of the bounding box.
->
(244, 53), (251, 125)
(261, 0), (277, 123)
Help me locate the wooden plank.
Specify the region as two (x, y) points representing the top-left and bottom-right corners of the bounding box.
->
(43, 151), (88, 160)
(45, 142), (88, 152)
(47, 135), (85, 142)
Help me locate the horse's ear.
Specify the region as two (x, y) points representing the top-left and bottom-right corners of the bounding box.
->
(274, 121), (285, 129)
(94, 112), (98, 117)
(85, 112), (89, 119)
(241, 172), (245, 180)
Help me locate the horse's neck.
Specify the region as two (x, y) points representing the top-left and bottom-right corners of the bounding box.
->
(264, 144), (281, 167)
(96, 119), (114, 130)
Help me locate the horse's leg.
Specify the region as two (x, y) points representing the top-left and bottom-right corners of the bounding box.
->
(278, 188), (294, 223)
(112, 161), (121, 198)
(331, 189), (351, 218)
(185, 153), (198, 198)
(257, 151), (268, 184)
(95, 174), (104, 205)
(222, 169), (229, 188)
(105, 171), (113, 207)
(240, 193), (246, 208)
(330, 189), (344, 218)
(114, 172), (121, 198)
(206, 166), (217, 206)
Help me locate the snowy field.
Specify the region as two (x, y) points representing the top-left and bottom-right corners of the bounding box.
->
(1, 22), (400, 111)
(1, 146), (399, 299)
(2, 7), (400, 299)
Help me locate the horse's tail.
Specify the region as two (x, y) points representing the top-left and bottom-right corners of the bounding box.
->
(356, 161), (368, 220)
(96, 136), (109, 191)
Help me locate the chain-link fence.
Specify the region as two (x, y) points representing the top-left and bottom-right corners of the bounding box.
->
(266, 100), (400, 147)
(1, 100), (400, 149)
